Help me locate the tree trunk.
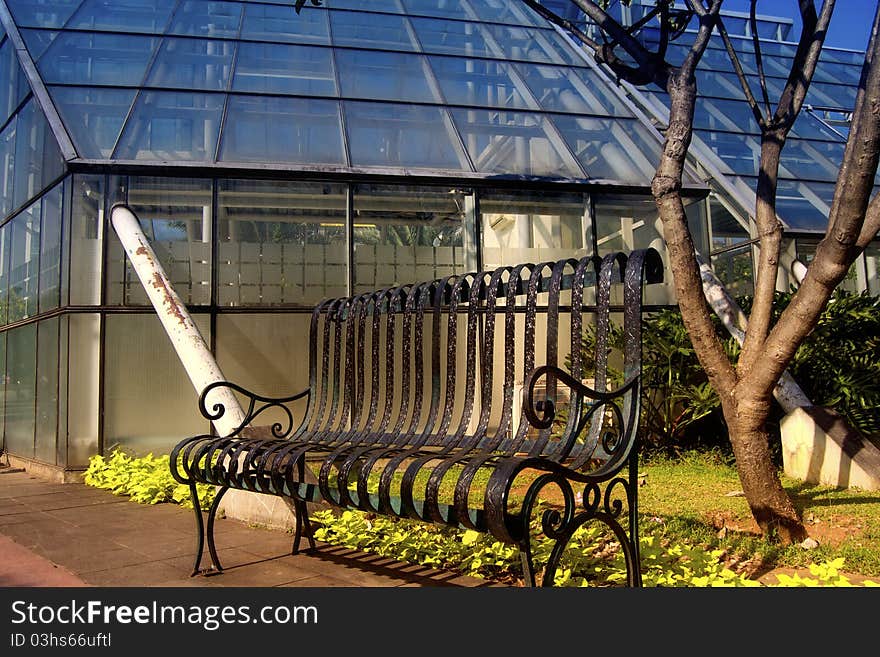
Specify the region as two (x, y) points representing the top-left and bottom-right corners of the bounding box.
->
(722, 393), (807, 544)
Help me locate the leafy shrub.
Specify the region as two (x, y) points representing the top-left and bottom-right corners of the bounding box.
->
(84, 449), (215, 510)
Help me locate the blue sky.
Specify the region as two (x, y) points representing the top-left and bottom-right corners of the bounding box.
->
(721, 1), (875, 50)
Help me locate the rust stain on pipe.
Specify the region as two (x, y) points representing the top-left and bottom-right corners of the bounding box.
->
(151, 272), (189, 327)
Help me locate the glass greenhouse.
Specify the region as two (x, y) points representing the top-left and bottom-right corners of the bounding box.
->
(0, 0), (875, 477)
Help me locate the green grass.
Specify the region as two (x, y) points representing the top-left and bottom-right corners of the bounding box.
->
(638, 451), (880, 577)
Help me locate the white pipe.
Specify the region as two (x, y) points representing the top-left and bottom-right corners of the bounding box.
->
(697, 253), (813, 412)
(110, 203), (246, 436)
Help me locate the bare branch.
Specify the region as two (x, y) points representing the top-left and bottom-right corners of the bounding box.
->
(749, 0), (772, 117)
(717, 16), (767, 128)
(858, 193), (880, 248)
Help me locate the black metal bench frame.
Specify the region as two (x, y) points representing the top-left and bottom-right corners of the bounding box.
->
(171, 248), (662, 587)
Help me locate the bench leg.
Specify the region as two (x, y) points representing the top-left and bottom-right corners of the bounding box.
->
(291, 499), (316, 555)
(186, 483), (227, 577)
(205, 486), (228, 573)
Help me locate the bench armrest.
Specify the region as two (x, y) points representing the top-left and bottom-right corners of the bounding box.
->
(199, 380), (311, 439)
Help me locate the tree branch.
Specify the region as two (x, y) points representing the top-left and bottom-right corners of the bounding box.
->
(749, 0), (772, 117)
(754, 1), (880, 396)
(716, 15), (767, 128)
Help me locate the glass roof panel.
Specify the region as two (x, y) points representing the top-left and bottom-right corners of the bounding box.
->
(774, 178), (835, 232)
(345, 101), (470, 170)
(232, 42), (337, 96)
(325, 0), (405, 12)
(485, 24), (579, 65)
(66, 0), (177, 34)
(336, 50), (440, 103)
(400, 0), (477, 20)
(0, 36), (29, 126)
(330, 11), (418, 51)
(467, 0), (544, 27)
(49, 86), (136, 158)
(410, 17), (499, 57)
(114, 91), (225, 161)
(146, 37), (235, 92)
(37, 32), (160, 86)
(168, 0), (244, 39)
(4, 0), (82, 28)
(552, 116), (662, 183)
(515, 63), (630, 116)
(449, 108), (583, 177)
(428, 55), (537, 110)
(20, 29), (60, 61)
(220, 95), (346, 165)
(240, 3), (331, 45)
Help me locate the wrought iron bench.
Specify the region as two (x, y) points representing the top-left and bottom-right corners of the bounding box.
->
(170, 248), (662, 587)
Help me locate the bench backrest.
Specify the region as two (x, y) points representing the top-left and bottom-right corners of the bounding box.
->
(293, 248), (662, 473)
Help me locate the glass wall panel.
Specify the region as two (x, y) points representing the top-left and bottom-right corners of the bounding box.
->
(67, 0), (178, 34)
(114, 91), (224, 161)
(241, 3), (331, 45)
(37, 32), (159, 86)
(35, 317), (59, 464)
(480, 189), (587, 268)
(345, 101), (469, 170)
(232, 43), (337, 96)
(38, 183), (62, 313)
(410, 17), (498, 58)
(5, 323), (36, 458)
(353, 184), (475, 293)
(66, 313), (100, 467)
(711, 244), (754, 298)
(70, 175), (105, 306)
(9, 200), (40, 322)
(709, 196), (750, 252)
(0, 37), (27, 127)
(428, 56), (537, 110)
(774, 180), (834, 233)
(515, 64), (629, 116)
(107, 177), (212, 305)
(594, 195), (674, 304)
(0, 332), (5, 447)
(0, 120), (14, 218)
(103, 313), (211, 456)
(215, 313), (312, 430)
(20, 29), (59, 62)
(146, 37), (235, 91)
(865, 243), (879, 296)
(450, 108), (582, 177)
(336, 50), (440, 103)
(0, 221), (10, 325)
(13, 100), (65, 210)
(552, 116), (660, 183)
(168, 0), (243, 38)
(218, 179), (348, 305)
(49, 87), (136, 159)
(220, 96), (346, 165)
(330, 11), (418, 51)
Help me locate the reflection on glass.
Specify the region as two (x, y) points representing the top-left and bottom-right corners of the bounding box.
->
(450, 107), (582, 177)
(13, 100), (65, 210)
(330, 11), (417, 51)
(429, 56), (536, 110)
(5, 0), (81, 28)
(20, 29), (59, 62)
(0, 120), (15, 217)
(232, 43), (337, 96)
(402, 0), (475, 19)
(49, 86), (136, 159)
(0, 38), (28, 126)
(38, 32), (159, 85)
(5, 324), (36, 458)
(218, 179), (348, 305)
(35, 317), (59, 464)
(39, 183), (62, 312)
(70, 175), (105, 306)
(480, 189), (586, 268)
(337, 50), (439, 103)
(146, 37), (234, 91)
(241, 3), (330, 44)
(515, 63), (629, 116)
(67, 0), (177, 34)
(467, 0), (542, 26)
(220, 96), (345, 165)
(114, 91), (224, 161)
(107, 177), (212, 305)
(774, 179), (835, 233)
(353, 184), (475, 293)
(345, 101), (469, 170)
(67, 313), (100, 466)
(410, 17), (497, 57)
(168, 0), (243, 38)
(0, 222), (10, 325)
(485, 25), (577, 65)
(326, 0), (404, 11)
(554, 116), (660, 183)
(9, 200), (40, 322)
